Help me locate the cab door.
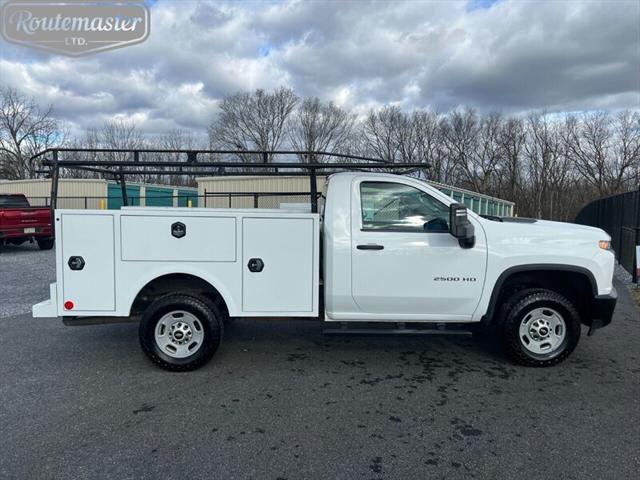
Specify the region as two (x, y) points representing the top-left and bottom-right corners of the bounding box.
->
(351, 179), (486, 320)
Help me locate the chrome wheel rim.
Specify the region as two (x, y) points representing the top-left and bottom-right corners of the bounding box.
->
(519, 307), (566, 355)
(154, 310), (204, 358)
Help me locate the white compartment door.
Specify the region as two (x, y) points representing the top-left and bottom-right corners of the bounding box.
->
(242, 217), (315, 313)
(120, 215), (236, 262)
(61, 214), (115, 312)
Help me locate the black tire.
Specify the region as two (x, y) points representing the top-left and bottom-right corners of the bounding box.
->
(139, 294), (224, 371)
(37, 238), (55, 250)
(500, 288), (581, 367)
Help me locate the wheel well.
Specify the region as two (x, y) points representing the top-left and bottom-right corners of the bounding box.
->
(487, 269), (595, 322)
(131, 274), (229, 318)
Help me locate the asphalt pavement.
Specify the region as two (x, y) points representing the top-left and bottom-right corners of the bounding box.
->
(1, 243), (638, 479)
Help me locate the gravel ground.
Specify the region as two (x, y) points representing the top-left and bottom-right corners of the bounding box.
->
(0, 242), (55, 318)
(0, 244), (639, 479)
(615, 262), (640, 307)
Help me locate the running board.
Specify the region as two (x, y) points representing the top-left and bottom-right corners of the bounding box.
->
(62, 316), (140, 326)
(322, 322), (473, 336)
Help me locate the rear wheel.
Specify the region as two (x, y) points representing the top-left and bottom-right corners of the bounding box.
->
(500, 289), (581, 367)
(139, 294), (223, 371)
(37, 238), (55, 250)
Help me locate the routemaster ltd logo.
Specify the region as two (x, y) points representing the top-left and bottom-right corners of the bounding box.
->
(0, 0), (150, 56)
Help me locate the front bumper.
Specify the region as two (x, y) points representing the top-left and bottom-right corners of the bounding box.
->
(585, 287), (617, 334)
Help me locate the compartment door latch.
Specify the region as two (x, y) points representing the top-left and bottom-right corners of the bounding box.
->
(68, 256), (85, 271)
(247, 258), (264, 272)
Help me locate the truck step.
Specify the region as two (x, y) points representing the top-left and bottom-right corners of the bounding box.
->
(322, 322), (473, 336)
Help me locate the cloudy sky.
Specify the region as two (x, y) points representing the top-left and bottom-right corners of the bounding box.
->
(1, 0), (638, 138)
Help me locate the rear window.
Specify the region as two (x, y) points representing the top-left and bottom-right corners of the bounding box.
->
(0, 195), (30, 207)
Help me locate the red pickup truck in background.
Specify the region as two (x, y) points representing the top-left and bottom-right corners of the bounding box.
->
(0, 194), (54, 250)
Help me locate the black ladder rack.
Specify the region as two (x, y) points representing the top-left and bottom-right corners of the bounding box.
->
(30, 148), (430, 233)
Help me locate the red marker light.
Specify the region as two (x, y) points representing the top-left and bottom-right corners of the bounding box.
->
(64, 301), (74, 310)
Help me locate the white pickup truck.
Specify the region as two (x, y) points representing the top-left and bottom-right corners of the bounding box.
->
(33, 172), (617, 370)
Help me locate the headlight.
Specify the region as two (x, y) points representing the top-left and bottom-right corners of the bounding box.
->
(599, 240), (611, 250)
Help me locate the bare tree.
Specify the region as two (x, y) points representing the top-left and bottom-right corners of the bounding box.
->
(617, 110), (640, 187)
(288, 97), (355, 162)
(361, 106), (404, 163)
(102, 119), (145, 183)
(153, 129), (198, 186)
(497, 116), (526, 206)
(612, 110), (639, 191)
(411, 110), (447, 182)
(100, 119), (144, 155)
(209, 87), (298, 163)
(564, 112), (612, 196)
(361, 106), (437, 173)
(564, 111), (639, 197)
(0, 87), (65, 179)
(524, 112), (570, 219)
(472, 112), (504, 195)
(63, 127), (101, 179)
(440, 109), (480, 189)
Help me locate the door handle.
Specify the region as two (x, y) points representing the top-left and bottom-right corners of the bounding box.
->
(357, 244), (384, 250)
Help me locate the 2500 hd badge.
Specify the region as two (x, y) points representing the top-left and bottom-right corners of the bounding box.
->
(434, 277), (478, 282)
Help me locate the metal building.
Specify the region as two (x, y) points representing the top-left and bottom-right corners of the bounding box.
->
(1, 175), (515, 216)
(0, 179), (197, 209)
(197, 175), (515, 216)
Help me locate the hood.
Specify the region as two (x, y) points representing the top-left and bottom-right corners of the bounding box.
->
(480, 216), (611, 245)
(525, 219), (609, 237)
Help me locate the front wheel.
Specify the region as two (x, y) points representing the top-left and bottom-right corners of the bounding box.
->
(501, 289), (581, 367)
(139, 294), (223, 371)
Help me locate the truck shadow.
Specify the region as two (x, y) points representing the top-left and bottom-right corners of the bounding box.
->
(49, 316), (513, 375)
(221, 317), (512, 367)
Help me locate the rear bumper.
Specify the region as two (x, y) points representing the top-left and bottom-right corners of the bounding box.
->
(32, 283), (58, 318)
(585, 288), (617, 331)
(0, 226), (52, 239)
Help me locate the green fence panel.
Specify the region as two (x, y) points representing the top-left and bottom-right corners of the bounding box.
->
(145, 187), (174, 207)
(177, 189), (198, 207)
(107, 183), (140, 209)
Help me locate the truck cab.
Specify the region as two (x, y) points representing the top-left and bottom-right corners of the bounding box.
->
(324, 173), (615, 325)
(33, 171), (617, 371)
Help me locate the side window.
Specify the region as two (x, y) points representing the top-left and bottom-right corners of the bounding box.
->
(360, 182), (450, 232)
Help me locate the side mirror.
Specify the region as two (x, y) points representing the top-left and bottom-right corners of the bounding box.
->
(449, 203), (475, 248)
